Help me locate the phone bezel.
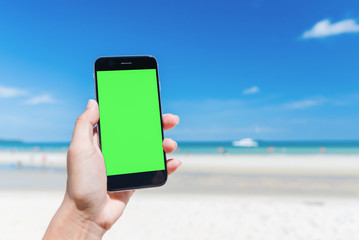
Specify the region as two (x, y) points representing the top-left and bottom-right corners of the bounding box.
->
(94, 56), (167, 192)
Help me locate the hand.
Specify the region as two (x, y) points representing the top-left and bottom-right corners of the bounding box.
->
(43, 99), (181, 240)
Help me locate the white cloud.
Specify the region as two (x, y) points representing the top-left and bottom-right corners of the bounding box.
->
(283, 98), (326, 109)
(24, 94), (57, 105)
(0, 85), (27, 98)
(243, 86), (259, 95)
(302, 19), (359, 39)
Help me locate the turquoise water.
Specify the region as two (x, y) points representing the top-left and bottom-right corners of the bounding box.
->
(176, 141), (359, 155)
(0, 140), (359, 155)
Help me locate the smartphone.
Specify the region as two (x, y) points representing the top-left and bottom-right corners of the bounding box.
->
(94, 56), (167, 191)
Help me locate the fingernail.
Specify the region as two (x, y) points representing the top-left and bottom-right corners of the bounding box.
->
(86, 99), (95, 109)
(174, 115), (180, 124)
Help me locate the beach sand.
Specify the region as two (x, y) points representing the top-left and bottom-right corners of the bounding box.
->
(0, 153), (358, 239)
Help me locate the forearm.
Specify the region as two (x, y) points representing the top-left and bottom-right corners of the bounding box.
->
(43, 195), (106, 240)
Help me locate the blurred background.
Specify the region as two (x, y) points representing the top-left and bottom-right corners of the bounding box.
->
(0, 0), (359, 239)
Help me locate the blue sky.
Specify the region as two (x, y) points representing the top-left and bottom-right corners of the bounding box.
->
(0, 0), (359, 142)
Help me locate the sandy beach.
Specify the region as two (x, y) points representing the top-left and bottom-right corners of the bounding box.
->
(0, 152), (358, 239)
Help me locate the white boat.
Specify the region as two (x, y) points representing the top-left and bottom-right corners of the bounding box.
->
(232, 138), (258, 147)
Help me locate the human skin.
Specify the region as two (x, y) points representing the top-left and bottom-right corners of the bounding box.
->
(43, 99), (181, 239)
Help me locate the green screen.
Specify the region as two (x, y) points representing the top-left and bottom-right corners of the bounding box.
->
(96, 69), (165, 176)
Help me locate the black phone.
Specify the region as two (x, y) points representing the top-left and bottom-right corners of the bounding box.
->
(94, 56), (167, 191)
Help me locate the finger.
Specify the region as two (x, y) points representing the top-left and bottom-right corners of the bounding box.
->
(104, 190), (136, 226)
(163, 138), (177, 153)
(162, 114), (179, 130)
(166, 158), (181, 175)
(72, 100), (99, 145)
(108, 190), (135, 204)
(93, 126), (100, 147)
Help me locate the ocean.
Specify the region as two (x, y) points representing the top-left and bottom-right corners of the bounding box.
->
(0, 140), (359, 155)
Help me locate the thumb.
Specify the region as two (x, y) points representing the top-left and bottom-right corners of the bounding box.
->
(71, 99), (99, 144)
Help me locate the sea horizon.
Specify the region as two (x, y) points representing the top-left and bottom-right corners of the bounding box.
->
(1, 139), (359, 155)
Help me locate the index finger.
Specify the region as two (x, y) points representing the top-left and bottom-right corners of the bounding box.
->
(162, 114), (180, 130)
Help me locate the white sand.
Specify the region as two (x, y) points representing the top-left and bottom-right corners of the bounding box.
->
(108, 193), (359, 240)
(0, 191), (358, 240)
(1, 151), (359, 175)
(176, 154), (359, 175)
(0, 152), (66, 167)
(0, 153), (358, 239)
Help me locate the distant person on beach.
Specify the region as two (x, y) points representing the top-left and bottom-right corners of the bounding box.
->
(43, 100), (181, 239)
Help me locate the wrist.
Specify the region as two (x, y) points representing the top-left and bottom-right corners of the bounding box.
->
(43, 194), (106, 240)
